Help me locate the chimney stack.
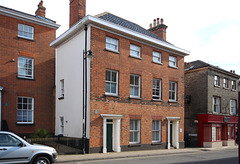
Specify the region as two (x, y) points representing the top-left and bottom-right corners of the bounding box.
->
(148, 18), (168, 40)
(35, 0), (46, 17)
(69, 0), (86, 28)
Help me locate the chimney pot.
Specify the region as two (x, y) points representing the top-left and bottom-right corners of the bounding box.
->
(153, 19), (156, 27)
(157, 18), (160, 25)
(150, 23), (153, 28)
(161, 18), (164, 24)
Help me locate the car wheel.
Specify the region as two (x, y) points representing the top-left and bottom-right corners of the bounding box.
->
(33, 156), (50, 164)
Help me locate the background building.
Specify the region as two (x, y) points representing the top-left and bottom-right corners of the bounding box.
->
(51, 0), (190, 153)
(184, 60), (239, 148)
(0, 1), (59, 135)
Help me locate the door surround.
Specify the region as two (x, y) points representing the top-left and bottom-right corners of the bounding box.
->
(167, 117), (181, 149)
(101, 114), (123, 153)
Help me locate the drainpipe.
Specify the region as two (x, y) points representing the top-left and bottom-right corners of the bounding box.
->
(0, 86), (3, 131)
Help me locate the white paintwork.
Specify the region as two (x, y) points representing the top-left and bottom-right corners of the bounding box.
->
(101, 114), (123, 153)
(50, 15), (190, 56)
(0, 6), (60, 29)
(0, 86), (3, 130)
(222, 140), (235, 146)
(167, 117), (181, 149)
(55, 26), (91, 138)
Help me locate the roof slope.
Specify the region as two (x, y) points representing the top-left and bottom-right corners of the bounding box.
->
(185, 60), (240, 77)
(0, 5), (59, 29)
(97, 12), (172, 44)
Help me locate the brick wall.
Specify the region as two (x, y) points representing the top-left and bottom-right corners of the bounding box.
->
(89, 27), (185, 149)
(0, 14), (56, 134)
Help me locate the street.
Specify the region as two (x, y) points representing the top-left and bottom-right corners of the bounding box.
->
(57, 148), (237, 164)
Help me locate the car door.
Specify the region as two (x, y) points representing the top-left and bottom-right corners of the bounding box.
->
(0, 133), (31, 163)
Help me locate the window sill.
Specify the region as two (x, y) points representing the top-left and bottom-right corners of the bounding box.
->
(16, 123), (34, 125)
(104, 48), (120, 54)
(214, 85), (220, 88)
(168, 100), (178, 103)
(129, 55), (142, 60)
(58, 97), (64, 100)
(105, 93), (119, 97)
(128, 143), (141, 147)
(152, 99), (163, 102)
(17, 76), (35, 80)
(223, 87), (229, 90)
(168, 65), (178, 69)
(17, 36), (34, 41)
(151, 142), (162, 145)
(129, 96), (142, 100)
(152, 61), (163, 65)
(231, 89), (237, 92)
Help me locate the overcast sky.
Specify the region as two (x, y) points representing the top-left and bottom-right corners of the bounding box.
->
(2, 0), (240, 74)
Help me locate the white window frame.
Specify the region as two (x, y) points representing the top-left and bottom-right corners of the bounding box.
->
(153, 51), (162, 64)
(169, 56), (177, 68)
(152, 78), (161, 100)
(169, 81), (177, 102)
(18, 23), (34, 40)
(18, 56), (34, 79)
(130, 74), (141, 98)
(130, 44), (141, 58)
(130, 119), (140, 144)
(230, 99), (237, 115)
(17, 97), (34, 124)
(106, 36), (118, 52)
(60, 79), (64, 98)
(223, 78), (228, 88)
(231, 80), (236, 90)
(213, 97), (221, 113)
(105, 70), (118, 96)
(214, 75), (220, 86)
(152, 120), (161, 142)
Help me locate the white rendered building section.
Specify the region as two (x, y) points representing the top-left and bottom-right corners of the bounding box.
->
(55, 27), (91, 139)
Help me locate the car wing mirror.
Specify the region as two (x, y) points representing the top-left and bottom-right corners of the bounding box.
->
(18, 142), (25, 147)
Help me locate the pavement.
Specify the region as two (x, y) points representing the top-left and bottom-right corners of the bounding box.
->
(56, 145), (238, 163)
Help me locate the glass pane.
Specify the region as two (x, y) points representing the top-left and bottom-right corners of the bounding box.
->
(135, 76), (139, 85)
(134, 132), (138, 142)
(130, 76), (134, 85)
(112, 72), (117, 82)
(106, 71), (110, 81)
(130, 132), (133, 142)
(111, 84), (116, 93)
(134, 87), (139, 96)
(130, 120), (134, 130)
(130, 86), (134, 96)
(105, 82), (110, 92)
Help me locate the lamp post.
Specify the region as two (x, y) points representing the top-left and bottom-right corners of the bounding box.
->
(82, 24), (94, 154)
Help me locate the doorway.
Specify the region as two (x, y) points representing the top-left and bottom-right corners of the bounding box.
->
(106, 119), (113, 152)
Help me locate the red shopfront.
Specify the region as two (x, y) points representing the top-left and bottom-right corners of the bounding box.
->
(197, 114), (238, 148)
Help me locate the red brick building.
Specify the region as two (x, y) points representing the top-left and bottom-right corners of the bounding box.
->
(51, 0), (190, 153)
(0, 1), (59, 135)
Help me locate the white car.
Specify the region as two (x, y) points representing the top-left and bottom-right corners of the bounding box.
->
(0, 131), (57, 164)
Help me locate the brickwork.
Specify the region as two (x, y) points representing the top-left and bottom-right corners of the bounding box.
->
(89, 27), (185, 149)
(0, 14), (56, 134)
(69, 0), (86, 27)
